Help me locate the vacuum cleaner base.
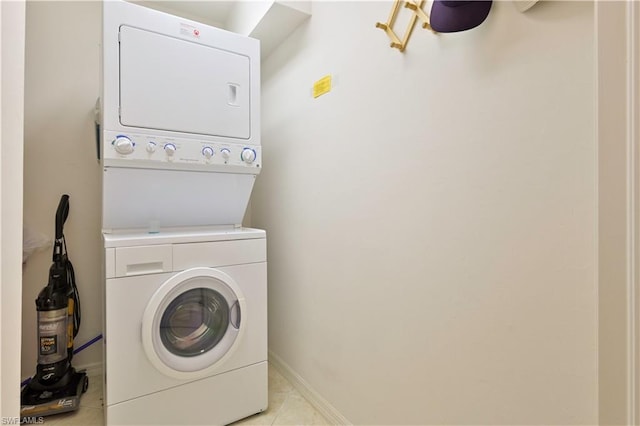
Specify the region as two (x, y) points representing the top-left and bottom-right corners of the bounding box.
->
(20, 370), (88, 418)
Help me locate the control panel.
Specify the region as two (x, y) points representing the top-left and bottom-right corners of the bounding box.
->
(102, 131), (261, 174)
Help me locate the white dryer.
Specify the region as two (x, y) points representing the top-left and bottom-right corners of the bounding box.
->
(103, 228), (267, 425)
(100, 0), (261, 231)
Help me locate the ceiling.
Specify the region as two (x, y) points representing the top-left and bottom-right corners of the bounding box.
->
(132, 1), (237, 29)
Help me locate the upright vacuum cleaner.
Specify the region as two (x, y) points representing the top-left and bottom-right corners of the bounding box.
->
(21, 194), (88, 418)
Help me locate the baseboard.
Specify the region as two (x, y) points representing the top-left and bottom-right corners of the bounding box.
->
(268, 350), (351, 425)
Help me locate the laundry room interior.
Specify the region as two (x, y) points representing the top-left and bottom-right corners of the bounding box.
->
(3, 0), (637, 425)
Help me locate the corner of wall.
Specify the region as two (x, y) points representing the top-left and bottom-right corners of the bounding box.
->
(595, 1), (638, 424)
(0, 0), (26, 420)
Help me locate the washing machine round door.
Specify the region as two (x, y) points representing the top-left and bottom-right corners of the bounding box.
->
(141, 267), (247, 379)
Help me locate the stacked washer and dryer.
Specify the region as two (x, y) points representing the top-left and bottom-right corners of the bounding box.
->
(100, 1), (267, 424)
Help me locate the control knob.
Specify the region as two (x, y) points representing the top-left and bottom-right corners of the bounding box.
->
(164, 143), (177, 157)
(241, 148), (256, 164)
(202, 146), (214, 160)
(146, 141), (157, 153)
(220, 148), (231, 161)
(113, 136), (134, 155)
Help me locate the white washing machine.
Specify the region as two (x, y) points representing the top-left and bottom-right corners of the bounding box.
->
(103, 228), (267, 425)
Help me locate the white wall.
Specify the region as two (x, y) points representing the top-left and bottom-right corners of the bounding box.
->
(635, 5), (640, 421)
(0, 0), (26, 419)
(596, 2), (631, 423)
(227, 0), (274, 35)
(22, 1), (103, 377)
(255, 1), (597, 424)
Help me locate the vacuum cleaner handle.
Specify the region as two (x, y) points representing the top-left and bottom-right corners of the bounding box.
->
(55, 194), (70, 240)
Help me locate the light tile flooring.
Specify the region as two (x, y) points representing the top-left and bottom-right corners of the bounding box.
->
(41, 363), (330, 425)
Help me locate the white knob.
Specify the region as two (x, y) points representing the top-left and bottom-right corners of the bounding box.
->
(113, 136), (134, 155)
(202, 146), (214, 159)
(241, 148), (256, 164)
(146, 141), (157, 153)
(220, 148), (231, 160)
(164, 143), (176, 156)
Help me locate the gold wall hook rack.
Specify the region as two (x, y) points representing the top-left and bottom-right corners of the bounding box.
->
(376, 0), (437, 52)
(375, 0), (406, 51)
(404, 0), (437, 33)
(375, 21), (404, 50)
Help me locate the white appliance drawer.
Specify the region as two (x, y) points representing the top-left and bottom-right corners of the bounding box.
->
(173, 238), (266, 270)
(114, 244), (172, 277)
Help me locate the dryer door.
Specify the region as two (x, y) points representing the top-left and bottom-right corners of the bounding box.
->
(118, 25), (251, 139)
(141, 267), (246, 379)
